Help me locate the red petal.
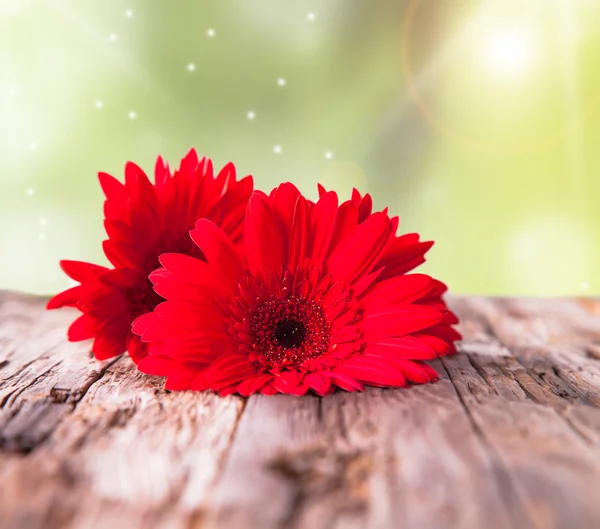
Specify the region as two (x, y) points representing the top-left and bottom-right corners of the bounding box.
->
(390, 360), (433, 384)
(131, 312), (156, 336)
(310, 191), (338, 265)
(419, 324), (462, 344)
(98, 268), (144, 289)
(138, 354), (176, 376)
(158, 253), (231, 296)
(219, 385), (239, 397)
(215, 161), (236, 190)
(98, 172), (125, 201)
(47, 285), (84, 309)
(357, 194), (373, 223)
(271, 374), (305, 395)
(360, 274), (433, 309)
(205, 354), (258, 390)
(91, 312), (130, 360)
(326, 212), (390, 284)
(179, 148), (199, 174)
(377, 238), (434, 279)
(165, 370), (196, 391)
(148, 267), (173, 285)
(362, 305), (444, 339)
(326, 200), (358, 259)
(190, 220), (243, 284)
(126, 333), (148, 364)
(154, 155), (170, 186)
(80, 290), (128, 320)
(420, 362), (440, 381)
(236, 374), (272, 396)
(324, 371), (364, 392)
(260, 384), (279, 395)
(244, 193), (287, 278)
(305, 373), (332, 396)
(364, 341), (437, 361)
(124, 161), (145, 187)
(60, 260), (107, 282)
(104, 219), (132, 242)
(67, 315), (99, 341)
(102, 240), (144, 270)
(273, 183), (302, 232)
(152, 280), (216, 304)
(336, 357), (406, 387)
(287, 196), (310, 270)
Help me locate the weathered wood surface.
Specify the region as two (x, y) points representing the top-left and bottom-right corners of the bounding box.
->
(1, 291), (600, 529)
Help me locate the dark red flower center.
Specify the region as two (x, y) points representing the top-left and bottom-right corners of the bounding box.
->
(274, 319), (306, 349)
(250, 296), (331, 368)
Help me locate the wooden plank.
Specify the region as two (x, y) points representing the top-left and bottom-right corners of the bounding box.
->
(207, 373), (514, 529)
(0, 293), (244, 529)
(442, 353), (600, 529)
(0, 292), (600, 529)
(0, 358), (244, 529)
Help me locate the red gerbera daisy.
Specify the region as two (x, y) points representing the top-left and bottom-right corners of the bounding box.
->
(47, 149), (253, 363)
(132, 183), (460, 396)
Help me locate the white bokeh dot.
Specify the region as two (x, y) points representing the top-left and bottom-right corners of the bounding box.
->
(109, 33), (117, 42)
(26, 188), (34, 196)
(247, 110), (256, 120)
(324, 150), (333, 160)
(29, 141), (37, 150)
(581, 282), (590, 291)
(207, 28), (215, 38)
(277, 78), (286, 87)
(187, 63), (196, 72)
(40, 218), (48, 226)
(307, 12), (316, 22)
(128, 111), (137, 120)
(273, 145), (282, 154)
(38, 233), (46, 241)
(125, 9), (133, 18)
(95, 100), (103, 108)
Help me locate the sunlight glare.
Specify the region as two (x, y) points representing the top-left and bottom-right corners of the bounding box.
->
(482, 27), (535, 78)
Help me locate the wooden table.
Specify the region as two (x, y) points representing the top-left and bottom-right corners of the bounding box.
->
(1, 291), (600, 529)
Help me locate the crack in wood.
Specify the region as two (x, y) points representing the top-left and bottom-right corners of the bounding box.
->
(552, 366), (600, 408)
(1, 366), (56, 409)
(465, 353), (499, 393)
(495, 355), (599, 446)
(0, 356), (118, 453)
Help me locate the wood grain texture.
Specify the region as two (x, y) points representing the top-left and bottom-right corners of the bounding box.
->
(1, 292), (600, 529)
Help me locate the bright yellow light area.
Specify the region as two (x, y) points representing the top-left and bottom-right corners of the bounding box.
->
(481, 27), (536, 78)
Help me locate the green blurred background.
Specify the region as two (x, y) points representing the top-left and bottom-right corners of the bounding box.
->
(1, 0), (599, 296)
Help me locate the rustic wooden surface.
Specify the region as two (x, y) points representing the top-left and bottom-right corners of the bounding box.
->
(1, 291), (600, 529)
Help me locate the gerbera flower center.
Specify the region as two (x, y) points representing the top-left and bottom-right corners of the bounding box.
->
(274, 319), (306, 349)
(249, 296), (331, 368)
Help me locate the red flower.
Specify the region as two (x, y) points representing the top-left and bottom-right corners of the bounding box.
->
(47, 149), (253, 363)
(133, 183), (460, 395)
